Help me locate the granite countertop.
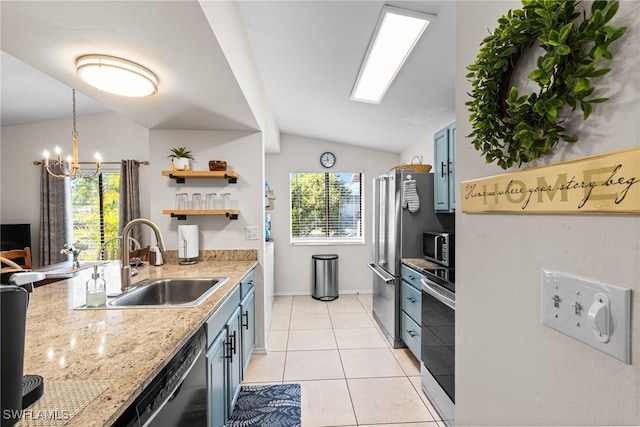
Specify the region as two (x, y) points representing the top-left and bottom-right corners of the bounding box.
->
(17, 252), (257, 426)
(402, 258), (442, 274)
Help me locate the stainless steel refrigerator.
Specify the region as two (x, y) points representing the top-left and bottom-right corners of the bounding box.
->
(368, 171), (453, 347)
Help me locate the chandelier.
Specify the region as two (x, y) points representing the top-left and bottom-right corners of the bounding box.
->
(43, 89), (101, 178)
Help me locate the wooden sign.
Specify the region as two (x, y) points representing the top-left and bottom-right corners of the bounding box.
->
(461, 147), (640, 214)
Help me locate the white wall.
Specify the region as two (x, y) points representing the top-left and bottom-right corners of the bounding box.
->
(0, 113), (150, 267)
(265, 133), (399, 295)
(147, 130), (264, 250)
(456, 1), (640, 425)
(148, 130), (268, 350)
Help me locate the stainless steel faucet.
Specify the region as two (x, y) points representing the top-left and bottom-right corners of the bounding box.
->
(120, 218), (166, 292)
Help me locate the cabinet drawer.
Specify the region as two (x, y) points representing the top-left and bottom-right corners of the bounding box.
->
(240, 268), (255, 298)
(401, 311), (421, 361)
(401, 280), (422, 323)
(401, 264), (423, 287)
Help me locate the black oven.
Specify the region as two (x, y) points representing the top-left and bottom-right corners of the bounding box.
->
(420, 269), (455, 425)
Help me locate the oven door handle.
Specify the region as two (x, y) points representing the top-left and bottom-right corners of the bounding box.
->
(420, 278), (455, 310)
(367, 263), (395, 283)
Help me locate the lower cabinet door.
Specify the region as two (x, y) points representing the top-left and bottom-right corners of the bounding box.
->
(206, 330), (227, 427)
(240, 288), (255, 376)
(226, 307), (243, 416)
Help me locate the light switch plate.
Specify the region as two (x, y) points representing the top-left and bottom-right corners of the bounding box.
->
(542, 270), (631, 364)
(244, 226), (259, 240)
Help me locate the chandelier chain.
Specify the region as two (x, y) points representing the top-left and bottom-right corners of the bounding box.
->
(72, 89), (78, 138)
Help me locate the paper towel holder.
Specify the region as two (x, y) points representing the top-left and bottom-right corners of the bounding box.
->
(179, 238), (198, 265)
(178, 224), (199, 265)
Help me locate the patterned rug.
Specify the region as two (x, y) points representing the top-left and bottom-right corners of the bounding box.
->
(227, 383), (301, 427)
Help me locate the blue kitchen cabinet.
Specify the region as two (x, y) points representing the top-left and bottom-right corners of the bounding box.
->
(434, 122), (456, 212)
(240, 287), (255, 375)
(205, 305), (242, 427)
(204, 268), (257, 427)
(401, 264), (423, 360)
(226, 306), (243, 415)
(206, 330), (227, 427)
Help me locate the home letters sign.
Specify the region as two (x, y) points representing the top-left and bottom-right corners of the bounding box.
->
(461, 147), (640, 214)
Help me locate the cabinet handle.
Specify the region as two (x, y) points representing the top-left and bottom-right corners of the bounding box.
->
(224, 340), (233, 361)
(406, 297), (416, 304)
(406, 329), (417, 338)
(448, 161), (453, 176)
(230, 330), (237, 355)
(242, 311), (250, 330)
(440, 162), (446, 178)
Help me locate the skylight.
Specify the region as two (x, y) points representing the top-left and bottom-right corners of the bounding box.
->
(351, 6), (434, 104)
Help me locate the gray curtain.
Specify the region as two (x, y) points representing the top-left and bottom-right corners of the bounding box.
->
(39, 164), (71, 266)
(118, 160), (141, 243)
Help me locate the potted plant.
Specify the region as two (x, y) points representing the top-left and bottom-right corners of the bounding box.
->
(168, 147), (194, 171)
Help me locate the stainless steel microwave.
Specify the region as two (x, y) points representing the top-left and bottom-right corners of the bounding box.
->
(422, 231), (454, 267)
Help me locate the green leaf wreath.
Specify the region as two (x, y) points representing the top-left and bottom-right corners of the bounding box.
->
(466, 0), (627, 169)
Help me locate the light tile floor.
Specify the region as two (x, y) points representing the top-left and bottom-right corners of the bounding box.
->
(243, 294), (444, 427)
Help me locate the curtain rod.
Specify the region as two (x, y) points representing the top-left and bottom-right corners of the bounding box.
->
(33, 160), (149, 166)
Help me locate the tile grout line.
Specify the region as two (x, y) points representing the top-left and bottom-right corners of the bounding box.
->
(270, 295), (442, 426)
(281, 302), (293, 384)
(330, 305), (360, 427)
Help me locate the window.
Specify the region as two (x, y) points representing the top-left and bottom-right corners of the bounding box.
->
(71, 169), (120, 259)
(290, 172), (363, 244)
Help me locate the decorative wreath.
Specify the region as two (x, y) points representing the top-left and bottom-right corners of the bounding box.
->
(466, 0), (627, 169)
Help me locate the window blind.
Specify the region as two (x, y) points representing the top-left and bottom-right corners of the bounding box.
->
(290, 172), (363, 244)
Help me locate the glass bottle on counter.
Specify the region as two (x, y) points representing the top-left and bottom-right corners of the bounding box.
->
(86, 265), (106, 307)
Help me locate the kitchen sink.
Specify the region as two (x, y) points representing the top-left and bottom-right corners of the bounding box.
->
(107, 277), (228, 308)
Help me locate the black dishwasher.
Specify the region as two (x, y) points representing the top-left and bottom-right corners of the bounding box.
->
(115, 327), (207, 427)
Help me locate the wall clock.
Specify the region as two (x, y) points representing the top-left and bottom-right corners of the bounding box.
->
(320, 151), (336, 168)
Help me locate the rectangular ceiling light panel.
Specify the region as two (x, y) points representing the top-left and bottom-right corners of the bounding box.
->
(351, 6), (435, 104)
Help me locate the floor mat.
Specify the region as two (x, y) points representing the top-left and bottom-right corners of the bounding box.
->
(227, 383), (301, 427)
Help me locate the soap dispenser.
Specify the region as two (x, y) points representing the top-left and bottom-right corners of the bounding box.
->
(86, 265), (106, 307)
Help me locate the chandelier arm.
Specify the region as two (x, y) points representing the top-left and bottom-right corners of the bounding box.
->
(41, 88), (101, 180)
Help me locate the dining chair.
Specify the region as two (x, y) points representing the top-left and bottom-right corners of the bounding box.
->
(0, 247), (32, 270)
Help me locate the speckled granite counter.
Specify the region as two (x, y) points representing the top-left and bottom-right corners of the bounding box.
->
(18, 252), (257, 426)
(402, 258), (442, 274)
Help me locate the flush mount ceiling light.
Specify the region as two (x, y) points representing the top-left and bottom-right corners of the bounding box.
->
(351, 6), (435, 104)
(76, 54), (158, 97)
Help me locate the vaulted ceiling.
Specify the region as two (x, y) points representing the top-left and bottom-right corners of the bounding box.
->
(1, 1), (455, 154)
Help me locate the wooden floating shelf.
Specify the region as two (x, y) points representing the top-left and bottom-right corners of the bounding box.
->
(162, 209), (240, 220)
(162, 170), (239, 184)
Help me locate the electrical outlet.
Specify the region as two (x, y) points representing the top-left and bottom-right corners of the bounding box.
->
(244, 226), (259, 240)
(542, 270), (631, 363)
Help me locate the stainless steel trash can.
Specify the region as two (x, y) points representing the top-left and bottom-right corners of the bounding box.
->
(312, 254), (339, 301)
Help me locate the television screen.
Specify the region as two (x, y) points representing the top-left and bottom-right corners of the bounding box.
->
(1, 223), (32, 252)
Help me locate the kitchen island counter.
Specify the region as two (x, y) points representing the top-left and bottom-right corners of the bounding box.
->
(16, 254), (257, 426)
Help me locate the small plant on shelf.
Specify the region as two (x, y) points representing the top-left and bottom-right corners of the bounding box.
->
(168, 147), (194, 171)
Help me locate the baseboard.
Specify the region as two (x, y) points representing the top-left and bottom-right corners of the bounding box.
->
(274, 290), (373, 296)
(253, 347), (267, 355)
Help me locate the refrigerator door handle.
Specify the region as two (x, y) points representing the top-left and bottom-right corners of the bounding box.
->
(367, 263), (395, 283)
